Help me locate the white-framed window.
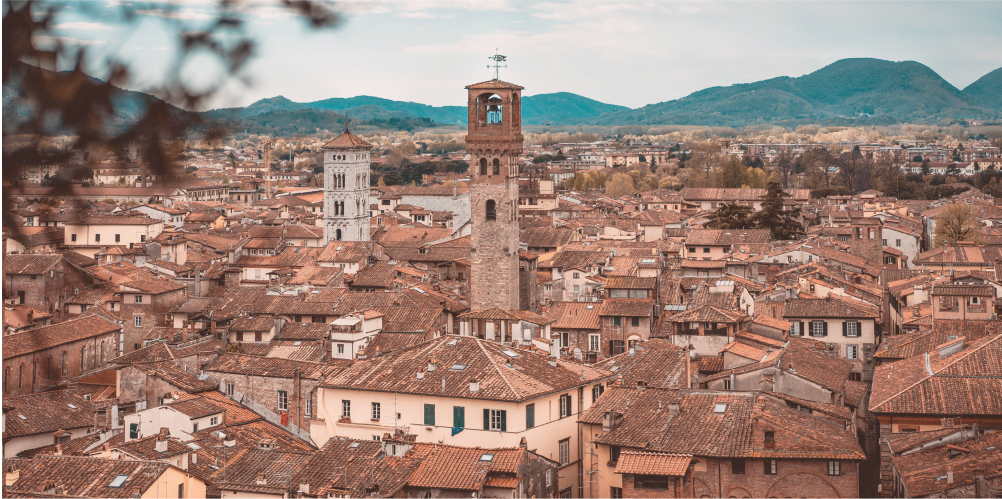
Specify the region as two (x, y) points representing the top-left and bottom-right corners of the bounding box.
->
(134, 316), (142, 328)
(896, 239), (901, 247)
(588, 334), (600, 352)
(278, 391), (288, 411)
(847, 345), (859, 360)
(210, 416), (218, 426)
(224, 382), (234, 396)
(882, 239), (887, 246)
(789, 322), (801, 336)
(342, 400), (351, 418)
(371, 402), (381, 420)
(573, 285), (580, 292)
(134, 295), (143, 304)
(558, 438), (570, 466)
(560, 394), (572, 418)
(546, 470), (552, 487)
(573, 272), (580, 279)
(827, 460), (841, 476)
(337, 344), (345, 355)
(846, 321), (859, 337)
(811, 321), (825, 337)
(489, 409), (504, 431)
(305, 398), (312, 417)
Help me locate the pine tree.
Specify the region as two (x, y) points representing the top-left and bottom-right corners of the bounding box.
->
(751, 181), (803, 240)
(705, 203), (755, 230)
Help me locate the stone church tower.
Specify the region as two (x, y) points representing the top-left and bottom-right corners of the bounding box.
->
(466, 79), (523, 310)
(321, 126), (372, 244)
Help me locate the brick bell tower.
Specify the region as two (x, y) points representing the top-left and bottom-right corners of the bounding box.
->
(466, 78), (523, 311)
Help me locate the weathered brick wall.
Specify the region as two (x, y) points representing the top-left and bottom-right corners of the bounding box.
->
(691, 458), (859, 498)
(2, 331), (118, 397)
(6, 272), (62, 313)
(203, 372), (319, 430)
(120, 288), (186, 352)
(621, 474), (684, 498)
(470, 179), (520, 311)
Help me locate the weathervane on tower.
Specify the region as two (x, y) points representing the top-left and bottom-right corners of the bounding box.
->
(487, 49), (507, 80)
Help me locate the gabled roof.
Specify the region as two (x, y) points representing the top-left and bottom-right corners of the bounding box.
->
(465, 79), (524, 90)
(615, 452), (691, 476)
(320, 129), (373, 150)
(782, 298), (878, 319)
(545, 301), (601, 330)
(4, 315), (120, 360)
(3, 391), (97, 438)
(458, 307), (555, 325)
(320, 336), (612, 402)
(7, 455), (174, 498)
(594, 339), (688, 389)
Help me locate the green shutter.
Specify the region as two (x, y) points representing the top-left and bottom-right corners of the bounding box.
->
(484, 409), (490, 430)
(500, 410), (507, 432)
(453, 406), (465, 428)
(424, 404), (435, 426)
(567, 394), (573, 416)
(526, 404), (535, 429)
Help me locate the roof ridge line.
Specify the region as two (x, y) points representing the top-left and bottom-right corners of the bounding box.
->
(476, 339), (521, 400)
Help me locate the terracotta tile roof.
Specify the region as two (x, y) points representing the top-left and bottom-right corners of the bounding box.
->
(320, 129), (373, 150)
(230, 317), (274, 331)
(350, 260), (397, 288)
(871, 334), (1002, 416)
(465, 79), (524, 90)
(545, 301), (602, 330)
(890, 430), (1002, 497)
(168, 397), (227, 419)
(599, 299), (654, 317)
(519, 226), (577, 249)
(696, 355), (724, 374)
(685, 229), (771, 246)
(782, 298), (878, 319)
(4, 315), (120, 360)
(701, 339), (851, 394)
(605, 276), (657, 289)
(458, 307), (556, 325)
(594, 339), (688, 389)
(205, 353), (339, 380)
(16, 431), (111, 458)
(615, 452), (691, 476)
(752, 314), (793, 331)
(365, 332), (428, 357)
(321, 336), (613, 402)
(113, 432), (191, 460)
(372, 306), (442, 333)
(665, 304), (747, 323)
(929, 283), (996, 296)
(679, 259), (727, 269)
(405, 444), (525, 491)
(2, 391), (97, 438)
(3, 254), (62, 275)
(275, 322), (331, 340)
(584, 388), (864, 460)
(121, 275), (186, 294)
(875, 320), (1002, 359)
(212, 448), (312, 495)
(290, 438), (388, 496)
(720, 341), (767, 361)
(884, 428), (965, 454)
(7, 455), (173, 498)
(111, 342), (175, 364)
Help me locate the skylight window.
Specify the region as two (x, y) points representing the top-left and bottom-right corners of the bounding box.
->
(501, 349), (519, 358)
(447, 339), (458, 346)
(450, 364), (467, 371)
(187, 442), (201, 450)
(67, 403), (78, 409)
(713, 403), (728, 414)
(479, 453), (494, 461)
(108, 475), (129, 488)
(350, 442), (360, 448)
(17, 414), (27, 420)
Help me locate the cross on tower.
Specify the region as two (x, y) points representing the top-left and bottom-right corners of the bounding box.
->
(487, 49), (507, 80)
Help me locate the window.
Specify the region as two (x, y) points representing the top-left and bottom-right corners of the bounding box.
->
(558, 438), (570, 466)
(610, 488), (623, 499)
(109, 474), (130, 488)
(765, 459), (777, 475)
(847, 345), (859, 360)
(71, 234), (77, 242)
(278, 391), (288, 411)
(135, 295), (143, 303)
(573, 285), (580, 292)
(631, 317), (640, 327)
(210, 416), (218, 426)
(636, 475), (674, 490)
(115, 234), (121, 243)
(95, 234), (100, 242)
(610, 445), (621, 463)
(134, 316), (142, 328)
(254, 332), (263, 342)
(305, 399), (312, 417)
(129, 423), (140, 439)
(423, 404), (435, 426)
(485, 199), (497, 221)
(844, 321), (859, 337)
(371, 402), (381, 420)
(731, 459), (745, 474)
(525, 404), (534, 429)
(882, 238), (887, 246)
(484, 409), (506, 431)
(573, 272), (580, 279)
(342, 400), (351, 418)
(811, 320), (826, 337)
(337, 344), (345, 355)
(703, 247), (710, 253)
(592, 384), (605, 402)
(613, 317), (622, 327)
(559, 394), (573, 418)
(896, 239), (902, 247)
(192, 423), (199, 432)
(453, 406), (465, 428)
(827, 460), (841, 476)
(588, 334), (600, 352)
(764, 431), (775, 448)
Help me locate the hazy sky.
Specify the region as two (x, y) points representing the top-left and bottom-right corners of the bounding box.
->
(46, 0), (1002, 110)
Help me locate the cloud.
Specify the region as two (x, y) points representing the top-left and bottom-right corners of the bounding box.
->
(52, 21), (109, 30)
(135, 8), (215, 20)
(397, 11), (453, 19)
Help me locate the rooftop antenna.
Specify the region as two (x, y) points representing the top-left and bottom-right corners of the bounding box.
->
(487, 49), (507, 80)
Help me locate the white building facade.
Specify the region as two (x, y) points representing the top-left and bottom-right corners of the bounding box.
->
(322, 128), (372, 244)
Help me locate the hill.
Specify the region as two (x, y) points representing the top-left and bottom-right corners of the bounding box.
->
(592, 58), (1001, 126)
(961, 67), (1002, 112)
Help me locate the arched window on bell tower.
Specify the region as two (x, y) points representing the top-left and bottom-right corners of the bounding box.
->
(336, 228), (342, 241)
(485, 200), (497, 221)
(479, 158), (488, 176)
(492, 158), (501, 176)
(486, 94), (503, 124)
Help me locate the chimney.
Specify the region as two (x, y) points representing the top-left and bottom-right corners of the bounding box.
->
(299, 484), (310, 495)
(637, 381), (647, 393)
(416, 371), (425, 380)
(131, 487), (141, 498)
(469, 379), (480, 393)
(947, 465), (954, 485)
(255, 473), (267, 486)
(427, 359), (437, 372)
(190, 452), (197, 464)
(668, 402), (680, 418)
(54, 443), (63, 456)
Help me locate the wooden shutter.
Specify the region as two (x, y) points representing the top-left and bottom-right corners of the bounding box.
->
(798, 321), (804, 336)
(526, 404), (535, 429)
(453, 406), (464, 428)
(483, 409), (490, 430)
(842, 321), (848, 337)
(500, 410), (507, 432)
(822, 321), (828, 336)
(424, 404), (435, 426)
(567, 394), (573, 416)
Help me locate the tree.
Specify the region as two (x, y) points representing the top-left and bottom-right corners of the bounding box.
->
(934, 204), (981, 247)
(921, 158), (931, 176)
(605, 173), (635, 197)
(705, 203), (755, 230)
(774, 150), (794, 188)
(716, 157), (748, 188)
(751, 181), (803, 240)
